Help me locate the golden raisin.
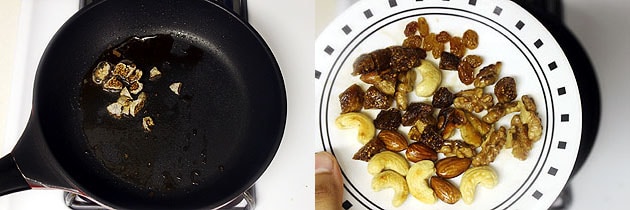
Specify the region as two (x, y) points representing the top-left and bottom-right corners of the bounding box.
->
(450, 36), (466, 58)
(432, 42), (444, 59)
(463, 29), (479, 49)
(417, 17), (430, 37)
(404, 21), (418, 37)
(458, 62), (475, 85)
(436, 31), (451, 43)
(494, 77), (517, 103)
(422, 32), (436, 51)
(463, 55), (483, 68)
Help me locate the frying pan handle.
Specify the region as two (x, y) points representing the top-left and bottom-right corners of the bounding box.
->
(0, 153), (31, 196)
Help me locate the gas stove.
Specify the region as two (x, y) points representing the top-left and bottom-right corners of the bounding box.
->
(0, 0), (314, 209)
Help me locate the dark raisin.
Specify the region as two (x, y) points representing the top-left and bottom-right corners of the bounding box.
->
(404, 21), (418, 37)
(373, 108), (402, 130)
(419, 125), (444, 151)
(402, 35), (423, 49)
(439, 52), (460, 70)
(402, 102), (433, 126)
(432, 87), (454, 108)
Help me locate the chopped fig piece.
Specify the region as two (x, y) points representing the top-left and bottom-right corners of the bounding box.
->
(130, 92), (147, 117)
(129, 81), (143, 95)
(127, 69), (143, 83)
(120, 87), (132, 99)
(170, 82), (182, 95)
(112, 62), (131, 77)
(103, 77), (123, 92)
(353, 137), (386, 162)
(142, 116), (155, 132)
(363, 86), (393, 109)
(339, 84), (365, 114)
(389, 46), (425, 72)
(149, 67), (162, 81)
(92, 61), (111, 85)
(107, 102), (123, 119)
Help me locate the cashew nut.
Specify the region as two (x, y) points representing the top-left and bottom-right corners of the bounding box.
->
(414, 60), (442, 97)
(335, 112), (376, 144)
(460, 166), (498, 204)
(406, 160), (437, 204)
(367, 151), (409, 176)
(372, 170), (410, 207)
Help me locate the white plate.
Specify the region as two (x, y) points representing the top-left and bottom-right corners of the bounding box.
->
(316, 0), (582, 209)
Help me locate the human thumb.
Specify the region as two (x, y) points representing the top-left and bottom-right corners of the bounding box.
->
(315, 152), (343, 210)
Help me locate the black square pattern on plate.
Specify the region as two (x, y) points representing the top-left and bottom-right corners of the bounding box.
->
(389, 0), (397, 7)
(534, 39), (544, 48)
(469, 0), (477, 5)
(561, 114), (569, 122)
(364, 9), (373, 19)
(516, 20), (525, 30)
(558, 141), (567, 149)
(548, 61), (558, 71)
(548, 167), (558, 176)
(342, 200), (353, 209)
(324, 46), (334, 55)
(533, 191), (543, 199)
(315, 70), (321, 79)
(342, 25), (352, 35)
(493, 6), (503, 15)
(557, 87), (566, 95)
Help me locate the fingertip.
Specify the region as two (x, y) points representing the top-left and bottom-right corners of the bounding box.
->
(315, 152), (335, 174)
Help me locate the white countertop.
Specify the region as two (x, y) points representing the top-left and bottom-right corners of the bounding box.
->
(0, 0), (314, 209)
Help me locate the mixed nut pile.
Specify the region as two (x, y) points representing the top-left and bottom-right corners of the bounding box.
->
(335, 17), (543, 206)
(91, 59), (182, 132)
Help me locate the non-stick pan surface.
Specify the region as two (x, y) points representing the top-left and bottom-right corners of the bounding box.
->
(16, 0), (285, 209)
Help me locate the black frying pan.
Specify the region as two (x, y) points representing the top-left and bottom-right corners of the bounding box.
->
(0, 0), (286, 209)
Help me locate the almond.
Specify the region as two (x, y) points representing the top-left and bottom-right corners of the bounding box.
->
(430, 176), (461, 204)
(435, 157), (471, 179)
(378, 130), (408, 152)
(406, 142), (438, 162)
